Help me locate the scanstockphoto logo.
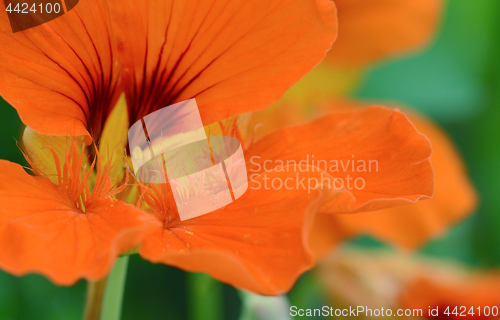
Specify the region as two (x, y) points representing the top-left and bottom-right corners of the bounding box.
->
(128, 99), (248, 222)
(248, 155), (380, 194)
(3, 0), (79, 33)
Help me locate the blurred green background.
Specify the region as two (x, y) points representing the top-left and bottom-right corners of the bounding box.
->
(1, 0), (499, 319)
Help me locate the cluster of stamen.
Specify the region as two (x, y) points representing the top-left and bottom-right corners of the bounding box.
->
(24, 140), (127, 213)
(134, 165), (179, 226)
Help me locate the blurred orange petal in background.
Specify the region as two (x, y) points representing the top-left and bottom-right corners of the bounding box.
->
(247, 97), (477, 259)
(318, 248), (500, 319)
(307, 100), (478, 258)
(327, 0), (443, 68)
(249, 0), (477, 259)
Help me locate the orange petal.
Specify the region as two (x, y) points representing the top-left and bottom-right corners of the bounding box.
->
(0, 0), (120, 141)
(0, 160), (154, 285)
(309, 109), (477, 257)
(139, 169), (328, 295)
(325, 0), (442, 68)
(107, 0), (337, 126)
(245, 106), (434, 214)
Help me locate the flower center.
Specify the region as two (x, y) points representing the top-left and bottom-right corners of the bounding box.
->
(25, 140), (127, 214)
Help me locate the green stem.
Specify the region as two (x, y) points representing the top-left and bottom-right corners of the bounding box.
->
(84, 256), (129, 320)
(187, 273), (224, 320)
(84, 277), (108, 320)
(101, 256), (130, 320)
(237, 290), (292, 320)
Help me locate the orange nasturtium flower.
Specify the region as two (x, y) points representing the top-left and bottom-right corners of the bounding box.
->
(0, 0), (434, 295)
(248, 0), (477, 259)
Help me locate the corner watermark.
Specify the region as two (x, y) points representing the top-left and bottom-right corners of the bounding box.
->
(3, 0), (79, 33)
